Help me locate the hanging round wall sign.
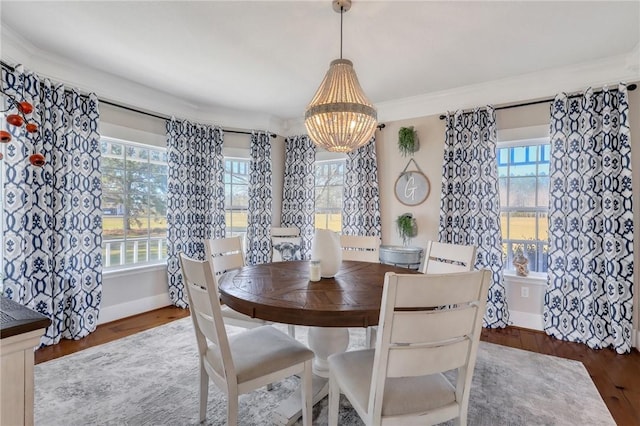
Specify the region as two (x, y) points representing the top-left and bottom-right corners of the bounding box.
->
(394, 159), (430, 206)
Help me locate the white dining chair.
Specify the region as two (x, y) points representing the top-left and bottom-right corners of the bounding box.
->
(421, 241), (477, 274)
(204, 237), (268, 329)
(328, 269), (491, 426)
(340, 235), (381, 263)
(205, 237), (296, 337)
(179, 253), (314, 426)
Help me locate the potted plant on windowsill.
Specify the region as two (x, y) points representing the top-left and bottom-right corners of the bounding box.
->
(396, 213), (418, 246)
(398, 126), (419, 157)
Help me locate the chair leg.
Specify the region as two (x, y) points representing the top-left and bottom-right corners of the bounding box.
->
(300, 360), (313, 426)
(328, 370), (340, 426)
(198, 362), (209, 423)
(227, 392), (239, 426)
(288, 324), (296, 338)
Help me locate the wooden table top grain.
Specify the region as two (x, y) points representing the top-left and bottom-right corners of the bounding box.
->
(218, 260), (420, 328)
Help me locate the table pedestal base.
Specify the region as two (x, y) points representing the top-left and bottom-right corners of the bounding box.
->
(307, 327), (349, 377)
(272, 326), (350, 425)
(272, 374), (328, 426)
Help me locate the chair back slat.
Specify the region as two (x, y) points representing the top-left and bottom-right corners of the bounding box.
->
(392, 272), (486, 307)
(271, 227), (300, 237)
(387, 339), (471, 377)
(340, 235), (380, 263)
(208, 236), (244, 256)
(422, 241), (476, 274)
(389, 308), (477, 343)
(212, 253), (244, 276)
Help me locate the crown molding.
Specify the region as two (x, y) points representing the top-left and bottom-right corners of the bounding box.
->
(374, 49), (640, 124)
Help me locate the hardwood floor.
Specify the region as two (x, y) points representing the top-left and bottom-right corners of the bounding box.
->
(36, 306), (640, 425)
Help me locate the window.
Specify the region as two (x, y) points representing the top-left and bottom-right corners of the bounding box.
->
(101, 138), (168, 270)
(224, 158), (249, 237)
(498, 140), (550, 273)
(315, 159), (345, 232)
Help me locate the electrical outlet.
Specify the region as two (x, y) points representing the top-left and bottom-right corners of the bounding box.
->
(521, 287), (529, 298)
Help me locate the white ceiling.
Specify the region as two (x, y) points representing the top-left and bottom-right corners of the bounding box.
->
(1, 1), (639, 133)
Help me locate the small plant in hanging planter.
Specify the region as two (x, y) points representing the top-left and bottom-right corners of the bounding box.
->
(396, 213), (418, 246)
(398, 126), (419, 157)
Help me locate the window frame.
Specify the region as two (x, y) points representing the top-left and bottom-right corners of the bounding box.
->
(498, 137), (550, 276)
(314, 158), (346, 232)
(224, 156), (250, 237)
(101, 136), (168, 271)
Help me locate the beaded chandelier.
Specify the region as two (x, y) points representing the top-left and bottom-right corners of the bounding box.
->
(304, 0), (377, 153)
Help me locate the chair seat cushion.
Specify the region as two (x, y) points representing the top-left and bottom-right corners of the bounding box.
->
(206, 326), (313, 384)
(328, 349), (457, 417)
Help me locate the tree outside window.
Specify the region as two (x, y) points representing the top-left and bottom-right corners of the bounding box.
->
(315, 160), (344, 232)
(101, 138), (168, 269)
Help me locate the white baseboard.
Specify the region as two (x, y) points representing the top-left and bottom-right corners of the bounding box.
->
(98, 293), (171, 325)
(509, 310), (544, 331)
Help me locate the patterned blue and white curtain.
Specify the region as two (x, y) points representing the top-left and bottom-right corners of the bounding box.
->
(281, 135), (316, 259)
(545, 85), (634, 354)
(439, 107), (509, 328)
(166, 119), (224, 308)
(342, 138), (381, 236)
(1, 66), (102, 346)
(245, 131), (272, 265)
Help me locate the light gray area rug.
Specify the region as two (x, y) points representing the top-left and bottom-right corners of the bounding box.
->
(35, 317), (615, 425)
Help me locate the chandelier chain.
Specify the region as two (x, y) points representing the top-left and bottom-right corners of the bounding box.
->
(340, 6), (343, 59)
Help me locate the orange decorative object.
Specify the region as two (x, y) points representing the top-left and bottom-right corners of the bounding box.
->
(25, 123), (38, 133)
(29, 153), (46, 167)
(18, 101), (34, 114)
(6, 114), (24, 127)
(0, 130), (11, 143)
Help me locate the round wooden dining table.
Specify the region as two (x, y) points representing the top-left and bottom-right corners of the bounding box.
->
(218, 260), (420, 424)
(218, 260), (419, 373)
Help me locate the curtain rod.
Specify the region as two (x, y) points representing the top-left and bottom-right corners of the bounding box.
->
(438, 83), (637, 120)
(0, 59), (276, 139)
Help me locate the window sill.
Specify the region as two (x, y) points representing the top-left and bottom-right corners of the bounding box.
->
(503, 270), (547, 286)
(103, 262), (167, 279)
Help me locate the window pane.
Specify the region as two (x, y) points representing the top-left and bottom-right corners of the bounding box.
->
(500, 211), (509, 240)
(538, 212), (548, 241)
(508, 176), (536, 207)
(149, 216), (167, 237)
(327, 187), (343, 209)
(509, 163), (537, 177)
(508, 212), (537, 240)
(103, 215), (124, 239)
(537, 176), (549, 207)
(499, 178), (507, 207)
